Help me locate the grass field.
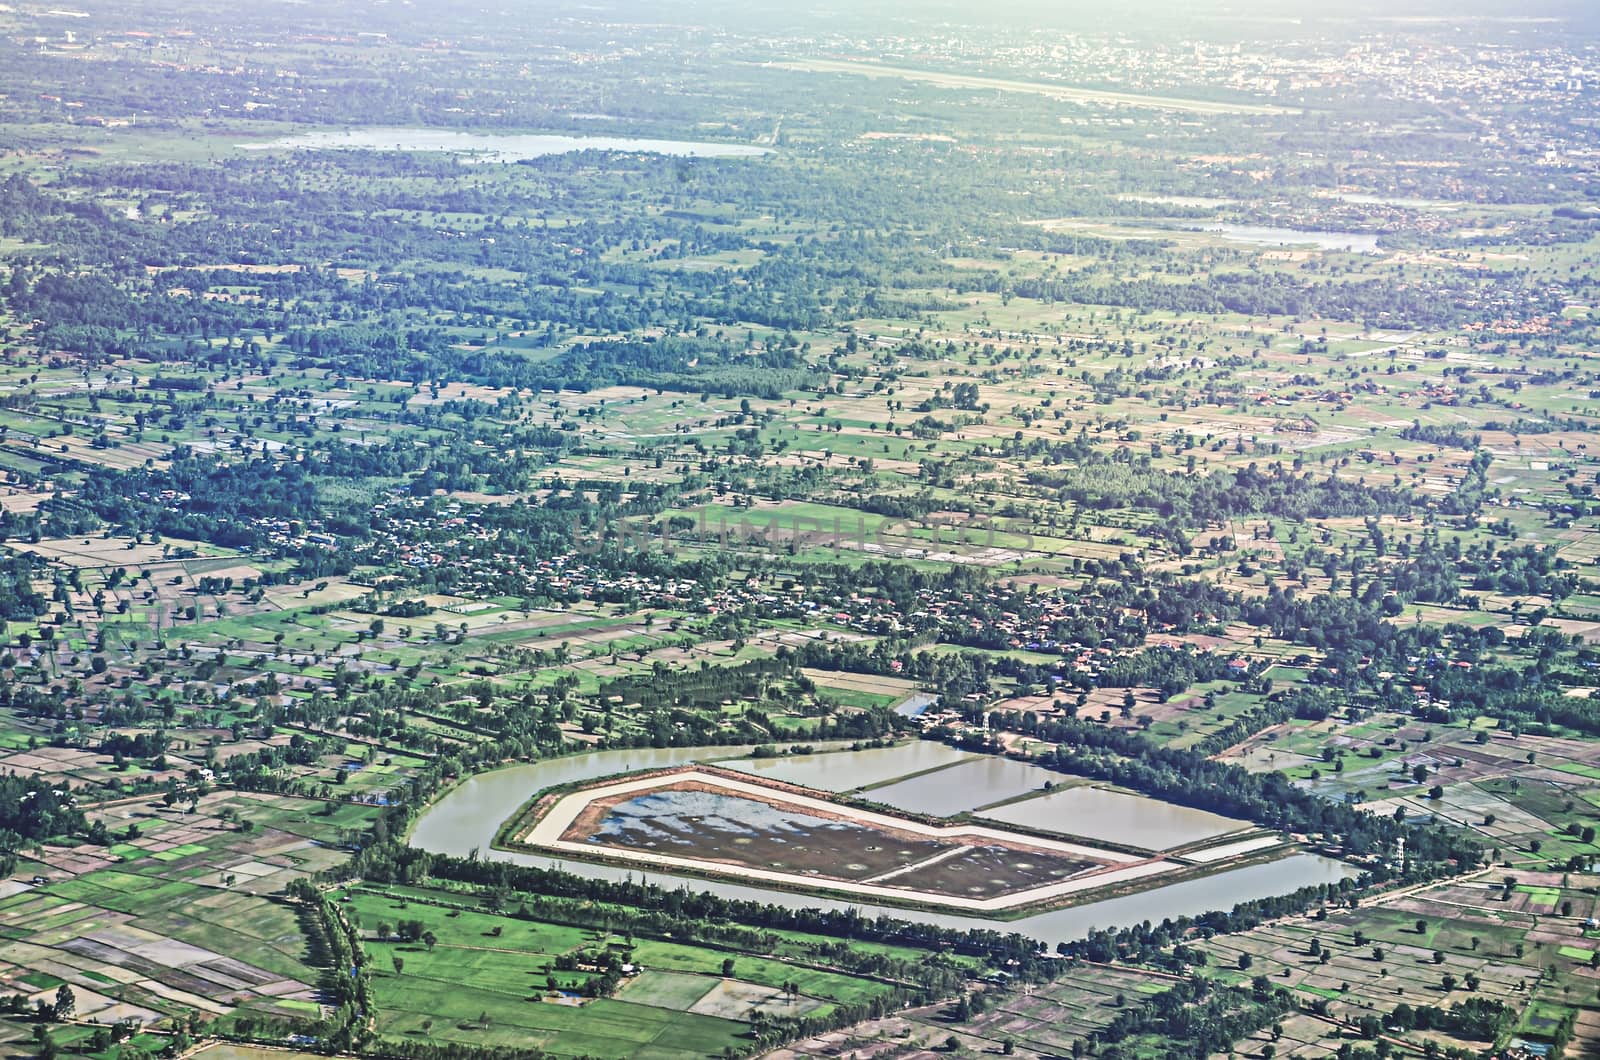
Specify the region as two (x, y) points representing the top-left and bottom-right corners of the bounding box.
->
(344, 884), (903, 1059)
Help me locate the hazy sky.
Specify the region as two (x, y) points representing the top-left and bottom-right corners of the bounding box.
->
(565, 0), (1600, 38)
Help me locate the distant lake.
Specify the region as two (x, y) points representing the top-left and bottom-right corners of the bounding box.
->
(1118, 193), (1236, 209)
(1205, 224), (1382, 253)
(1333, 193), (1462, 211)
(239, 127), (772, 161)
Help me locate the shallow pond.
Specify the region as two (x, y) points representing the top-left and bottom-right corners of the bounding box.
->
(594, 787), (851, 841)
(865, 757), (1065, 817)
(240, 127), (772, 161)
(718, 741), (975, 791)
(983, 785), (1249, 850)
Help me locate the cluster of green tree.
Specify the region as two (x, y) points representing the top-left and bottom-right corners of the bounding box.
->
(1027, 456), (1416, 527)
(1397, 422), (1481, 450)
(333, 679), (566, 759)
(1440, 450), (1495, 517)
(284, 879), (371, 1053)
(1232, 585), (1600, 746)
(1089, 977), (1295, 1060)
(224, 733), (347, 794)
(0, 685), (69, 727)
(1384, 998), (1516, 1042)
(18, 421), (574, 569)
(1481, 415), (1597, 436)
(1246, 565), (1534, 670)
(779, 556), (1229, 659)
(1318, 526), (1576, 606)
(96, 730), (169, 759)
(0, 775), (86, 844)
(598, 657), (797, 712)
(1092, 646), (1243, 700)
(1006, 267), (1556, 329)
(5, 156), (846, 394)
(1329, 1040), (1475, 1060)
(1188, 687), (1339, 755)
(145, 374), (210, 392)
(357, 644), (872, 752)
(346, 1040), (550, 1060)
(1458, 541), (1577, 599)
(0, 984), (88, 1051)
(365, 599), (434, 619)
(0, 554), (46, 621)
(596, 702), (795, 750)
(792, 639), (987, 703)
(35, 452), (321, 550)
(14, 94), (1548, 412)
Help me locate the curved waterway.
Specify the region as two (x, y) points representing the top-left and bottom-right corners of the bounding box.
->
(408, 745), (1357, 949)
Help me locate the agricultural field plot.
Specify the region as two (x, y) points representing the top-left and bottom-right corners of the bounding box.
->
(0, 784), (387, 1037)
(688, 979), (829, 1021)
(0, 742), (192, 794)
(618, 971), (828, 1021)
(615, 939), (886, 1008)
(938, 964), (1169, 1053)
(68, 791), (375, 883)
(617, 971), (724, 1012)
(344, 886), (898, 1060)
(768, 962), (1180, 1060)
(797, 667), (920, 710)
(372, 975), (745, 1060)
(1190, 871), (1600, 1058)
(0, 867), (319, 1025)
(1296, 722), (1600, 868)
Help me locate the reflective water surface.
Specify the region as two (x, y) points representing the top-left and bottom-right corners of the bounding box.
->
(866, 756), (1066, 817)
(982, 784), (1250, 850)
